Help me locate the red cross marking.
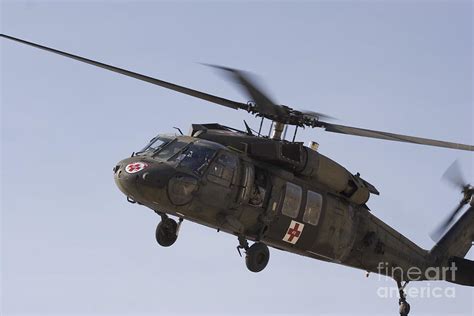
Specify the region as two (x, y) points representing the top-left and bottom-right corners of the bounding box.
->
(287, 223), (301, 242)
(127, 163), (141, 172)
(125, 162), (148, 174)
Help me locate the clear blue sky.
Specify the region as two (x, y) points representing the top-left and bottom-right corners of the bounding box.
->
(1, 1), (473, 315)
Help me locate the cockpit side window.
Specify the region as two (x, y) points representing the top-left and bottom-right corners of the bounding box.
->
(207, 152), (238, 187)
(171, 143), (217, 175)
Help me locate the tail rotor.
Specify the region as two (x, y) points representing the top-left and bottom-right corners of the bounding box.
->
(430, 161), (473, 241)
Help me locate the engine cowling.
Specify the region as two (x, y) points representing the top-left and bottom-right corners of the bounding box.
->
(297, 147), (371, 205)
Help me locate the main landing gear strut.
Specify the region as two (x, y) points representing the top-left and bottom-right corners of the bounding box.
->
(397, 280), (411, 316)
(237, 236), (270, 273)
(155, 212), (183, 247)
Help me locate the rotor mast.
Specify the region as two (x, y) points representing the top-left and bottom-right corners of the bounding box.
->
(271, 121), (286, 140)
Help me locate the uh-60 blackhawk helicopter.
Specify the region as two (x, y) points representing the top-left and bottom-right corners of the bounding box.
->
(2, 33), (474, 316)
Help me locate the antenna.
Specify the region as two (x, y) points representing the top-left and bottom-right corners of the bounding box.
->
(173, 127), (184, 135)
(243, 120), (254, 136)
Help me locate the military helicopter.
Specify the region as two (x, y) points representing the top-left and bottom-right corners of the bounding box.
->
(2, 34), (473, 316)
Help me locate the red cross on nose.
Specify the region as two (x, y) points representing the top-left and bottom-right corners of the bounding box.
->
(127, 164), (141, 172)
(125, 162), (148, 174)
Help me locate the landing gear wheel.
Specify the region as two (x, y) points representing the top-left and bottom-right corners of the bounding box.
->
(396, 280), (410, 316)
(245, 242), (270, 272)
(399, 300), (410, 316)
(155, 218), (178, 247)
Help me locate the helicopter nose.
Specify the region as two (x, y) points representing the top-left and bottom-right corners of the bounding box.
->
(114, 160), (150, 199)
(113, 159), (178, 203)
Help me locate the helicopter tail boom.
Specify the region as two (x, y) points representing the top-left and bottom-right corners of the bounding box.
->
(429, 205), (474, 286)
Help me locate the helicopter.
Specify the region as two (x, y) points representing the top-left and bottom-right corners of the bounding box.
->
(2, 34), (473, 316)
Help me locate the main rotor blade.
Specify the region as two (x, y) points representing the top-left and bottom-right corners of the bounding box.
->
(206, 64), (289, 120)
(1, 34), (248, 111)
(299, 110), (336, 121)
(317, 121), (474, 151)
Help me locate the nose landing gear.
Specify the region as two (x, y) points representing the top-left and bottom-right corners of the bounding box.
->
(237, 236), (270, 272)
(397, 280), (411, 316)
(155, 214), (183, 247)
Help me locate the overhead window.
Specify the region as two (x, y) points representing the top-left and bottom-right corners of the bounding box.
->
(281, 182), (302, 218)
(303, 191), (323, 225)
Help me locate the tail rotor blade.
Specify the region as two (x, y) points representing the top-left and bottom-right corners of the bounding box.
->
(430, 201), (466, 241)
(442, 160), (467, 190)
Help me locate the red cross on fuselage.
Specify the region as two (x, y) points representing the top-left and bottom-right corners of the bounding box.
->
(287, 223), (301, 242)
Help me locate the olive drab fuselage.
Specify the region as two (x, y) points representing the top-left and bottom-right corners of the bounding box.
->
(114, 124), (433, 280)
(4, 33), (473, 316)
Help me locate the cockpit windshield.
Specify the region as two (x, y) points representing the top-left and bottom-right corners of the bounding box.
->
(137, 135), (174, 155)
(154, 139), (188, 160)
(138, 135), (173, 153)
(137, 136), (219, 174)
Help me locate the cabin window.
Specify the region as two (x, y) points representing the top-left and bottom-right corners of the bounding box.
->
(281, 182), (302, 218)
(207, 152), (237, 187)
(303, 191), (323, 225)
